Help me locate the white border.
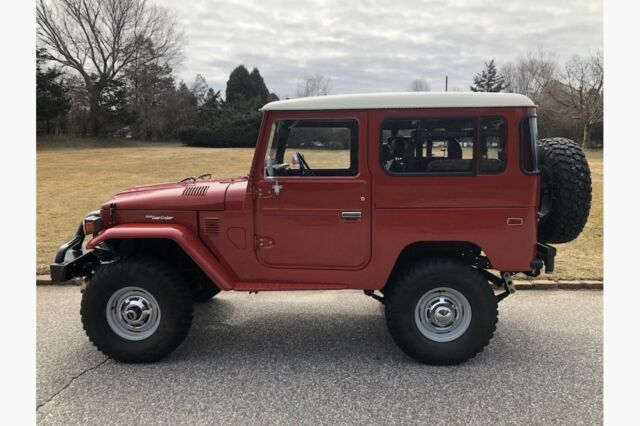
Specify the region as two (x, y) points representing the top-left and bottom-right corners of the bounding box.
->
(0, 0), (36, 423)
(603, 0), (640, 423)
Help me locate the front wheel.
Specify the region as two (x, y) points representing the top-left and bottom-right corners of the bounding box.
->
(81, 257), (193, 363)
(384, 258), (498, 365)
(192, 282), (221, 303)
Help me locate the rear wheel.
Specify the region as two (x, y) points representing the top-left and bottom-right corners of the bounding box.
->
(81, 257), (193, 363)
(384, 258), (497, 365)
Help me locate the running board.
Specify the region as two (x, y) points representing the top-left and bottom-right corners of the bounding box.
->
(233, 282), (348, 291)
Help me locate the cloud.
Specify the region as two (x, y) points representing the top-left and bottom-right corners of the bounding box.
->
(153, 0), (602, 98)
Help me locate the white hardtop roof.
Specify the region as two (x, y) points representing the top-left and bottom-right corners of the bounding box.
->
(261, 92), (535, 111)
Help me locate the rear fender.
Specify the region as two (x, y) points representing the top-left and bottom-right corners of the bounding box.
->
(87, 224), (235, 290)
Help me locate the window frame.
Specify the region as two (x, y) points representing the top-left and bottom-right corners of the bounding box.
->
(265, 118), (360, 178)
(478, 116), (508, 175)
(379, 115), (479, 177)
(519, 115), (540, 175)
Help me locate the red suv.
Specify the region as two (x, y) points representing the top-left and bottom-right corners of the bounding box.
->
(51, 92), (591, 365)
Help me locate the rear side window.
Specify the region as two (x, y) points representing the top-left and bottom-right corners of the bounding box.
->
(520, 116), (539, 173)
(480, 117), (506, 173)
(381, 117), (475, 174)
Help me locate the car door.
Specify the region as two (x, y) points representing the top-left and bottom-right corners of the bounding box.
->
(254, 111), (371, 269)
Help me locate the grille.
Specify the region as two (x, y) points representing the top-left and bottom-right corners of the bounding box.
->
(182, 186), (209, 196)
(203, 217), (220, 235)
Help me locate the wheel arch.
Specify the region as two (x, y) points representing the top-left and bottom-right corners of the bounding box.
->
(87, 224), (235, 290)
(384, 241), (486, 290)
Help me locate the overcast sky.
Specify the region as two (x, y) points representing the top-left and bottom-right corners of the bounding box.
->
(153, 0), (602, 99)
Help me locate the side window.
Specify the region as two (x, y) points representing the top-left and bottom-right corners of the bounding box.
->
(520, 116), (539, 173)
(480, 117), (506, 173)
(265, 119), (358, 177)
(381, 117), (475, 174)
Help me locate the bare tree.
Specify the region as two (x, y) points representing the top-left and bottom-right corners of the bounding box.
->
(409, 79), (431, 92)
(502, 49), (557, 101)
(551, 51), (603, 148)
(36, 0), (183, 135)
(191, 74), (209, 106)
(296, 73), (332, 97)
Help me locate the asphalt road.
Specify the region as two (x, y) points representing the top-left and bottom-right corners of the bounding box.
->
(37, 287), (602, 425)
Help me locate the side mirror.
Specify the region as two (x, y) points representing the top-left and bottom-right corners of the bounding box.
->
(291, 153), (301, 169)
(265, 155), (274, 177)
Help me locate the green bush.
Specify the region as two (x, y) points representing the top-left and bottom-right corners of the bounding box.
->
(192, 127), (216, 147)
(178, 125), (199, 145)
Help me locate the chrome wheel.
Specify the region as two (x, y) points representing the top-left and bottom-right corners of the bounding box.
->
(106, 287), (161, 341)
(414, 287), (472, 342)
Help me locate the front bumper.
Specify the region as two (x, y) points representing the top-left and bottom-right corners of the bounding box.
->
(50, 224), (98, 282)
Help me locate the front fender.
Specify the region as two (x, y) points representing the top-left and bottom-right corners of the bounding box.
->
(87, 224), (235, 290)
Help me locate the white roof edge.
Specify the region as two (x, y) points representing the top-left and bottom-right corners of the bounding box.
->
(261, 92), (535, 111)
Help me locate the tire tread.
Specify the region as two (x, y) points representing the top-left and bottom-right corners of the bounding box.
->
(80, 256), (193, 363)
(384, 257), (498, 365)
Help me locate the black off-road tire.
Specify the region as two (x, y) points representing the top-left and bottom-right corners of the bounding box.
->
(185, 264), (221, 302)
(384, 258), (498, 365)
(81, 257), (193, 363)
(192, 282), (221, 303)
(537, 137), (592, 244)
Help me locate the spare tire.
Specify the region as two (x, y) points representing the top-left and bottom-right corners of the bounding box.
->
(537, 137), (592, 244)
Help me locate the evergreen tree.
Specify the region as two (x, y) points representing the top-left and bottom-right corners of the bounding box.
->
(97, 78), (136, 134)
(201, 88), (222, 114)
(225, 65), (255, 104)
(173, 81), (199, 128)
(36, 48), (70, 133)
(249, 67), (270, 104)
(470, 59), (506, 92)
(124, 55), (177, 139)
(180, 65), (277, 148)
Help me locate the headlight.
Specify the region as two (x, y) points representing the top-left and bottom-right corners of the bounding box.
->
(82, 210), (103, 235)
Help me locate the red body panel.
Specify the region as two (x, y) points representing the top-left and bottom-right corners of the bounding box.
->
(87, 224), (235, 290)
(94, 106), (539, 291)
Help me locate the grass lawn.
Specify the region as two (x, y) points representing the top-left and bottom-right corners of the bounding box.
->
(37, 136), (603, 280)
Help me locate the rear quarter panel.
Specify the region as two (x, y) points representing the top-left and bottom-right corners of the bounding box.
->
(368, 107), (539, 278)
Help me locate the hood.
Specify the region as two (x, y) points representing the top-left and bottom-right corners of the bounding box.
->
(102, 177), (248, 211)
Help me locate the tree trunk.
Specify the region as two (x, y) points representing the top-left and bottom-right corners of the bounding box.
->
(582, 123), (592, 149)
(86, 81), (104, 137)
(88, 90), (101, 136)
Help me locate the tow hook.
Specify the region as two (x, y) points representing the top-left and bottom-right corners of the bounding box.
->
(502, 272), (516, 294)
(495, 272), (516, 302)
(479, 269), (515, 302)
(364, 290), (385, 304)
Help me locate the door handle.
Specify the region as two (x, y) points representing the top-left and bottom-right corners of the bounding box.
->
(341, 211), (362, 220)
(272, 180), (283, 196)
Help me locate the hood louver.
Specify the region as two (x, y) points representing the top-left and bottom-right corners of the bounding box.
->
(182, 186), (209, 196)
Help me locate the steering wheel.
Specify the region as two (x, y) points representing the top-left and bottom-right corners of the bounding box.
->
(296, 152), (314, 176)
